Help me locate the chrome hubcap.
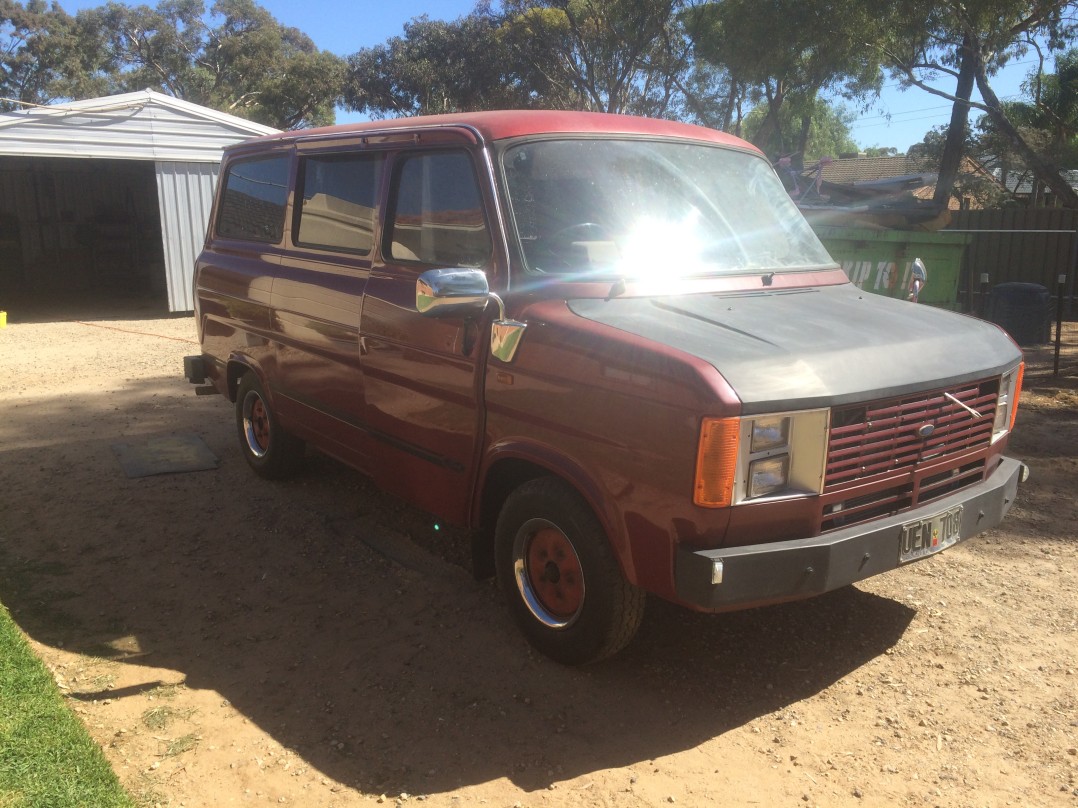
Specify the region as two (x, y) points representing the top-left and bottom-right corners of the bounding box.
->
(513, 518), (584, 629)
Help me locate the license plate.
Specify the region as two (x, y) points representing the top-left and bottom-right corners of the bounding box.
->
(899, 505), (963, 563)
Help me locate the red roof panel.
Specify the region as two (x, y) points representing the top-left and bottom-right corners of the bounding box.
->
(250, 110), (756, 151)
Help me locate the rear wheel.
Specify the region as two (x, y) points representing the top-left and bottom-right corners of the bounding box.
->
(235, 372), (304, 479)
(495, 477), (644, 664)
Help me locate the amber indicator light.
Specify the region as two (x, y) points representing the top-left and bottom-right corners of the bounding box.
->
(1010, 363), (1024, 432)
(694, 417), (740, 508)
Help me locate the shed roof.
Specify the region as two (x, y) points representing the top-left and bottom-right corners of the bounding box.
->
(0, 90), (278, 163)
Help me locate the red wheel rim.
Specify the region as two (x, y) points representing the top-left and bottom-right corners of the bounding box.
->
(525, 526), (584, 621)
(249, 396), (270, 452)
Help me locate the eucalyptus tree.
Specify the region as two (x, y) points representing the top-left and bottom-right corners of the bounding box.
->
(344, 0), (708, 121)
(882, 0), (1078, 207)
(1001, 48), (1078, 167)
(343, 10), (533, 117)
(83, 0), (344, 128)
(0, 0), (82, 109)
(2, 0), (344, 128)
(498, 0), (691, 116)
(687, 0), (888, 159)
(742, 98), (858, 162)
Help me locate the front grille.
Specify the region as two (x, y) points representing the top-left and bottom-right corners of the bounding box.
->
(818, 379), (999, 533)
(821, 459), (987, 532)
(826, 379), (999, 488)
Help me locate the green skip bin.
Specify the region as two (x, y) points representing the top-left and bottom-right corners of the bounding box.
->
(813, 225), (972, 311)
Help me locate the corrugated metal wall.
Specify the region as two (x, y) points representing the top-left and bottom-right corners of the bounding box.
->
(0, 91), (275, 163)
(0, 92), (274, 314)
(156, 161), (219, 312)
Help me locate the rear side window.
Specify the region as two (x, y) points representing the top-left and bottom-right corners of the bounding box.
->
(386, 151), (492, 266)
(216, 155), (290, 243)
(295, 153), (383, 254)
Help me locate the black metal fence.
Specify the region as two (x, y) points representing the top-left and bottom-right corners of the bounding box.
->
(948, 209), (1077, 317)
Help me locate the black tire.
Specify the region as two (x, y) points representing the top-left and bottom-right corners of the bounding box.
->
(494, 477), (645, 665)
(235, 372), (304, 479)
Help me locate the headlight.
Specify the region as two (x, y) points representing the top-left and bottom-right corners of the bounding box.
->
(748, 454), (790, 498)
(992, 363), (1024, 443)
(750, 415), (790, 453)
(694, 409), (828, 508)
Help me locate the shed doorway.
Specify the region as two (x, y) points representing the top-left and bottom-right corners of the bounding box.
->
(0, 156), (168, 319)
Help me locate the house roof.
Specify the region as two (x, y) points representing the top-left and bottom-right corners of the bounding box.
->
(809, 154), (1004, 209)
(813, 155), (937, 184)
(0, 90), (278, 163)
(1003, 168), (1078, 195)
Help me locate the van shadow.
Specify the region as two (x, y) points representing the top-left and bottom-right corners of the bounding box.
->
(0, 377), (915, 796)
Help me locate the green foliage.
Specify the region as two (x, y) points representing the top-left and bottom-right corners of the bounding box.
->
(907, 123), (1012, 208)
(882, 0), (1078, 207)
(0, 603), (134, 807)
(343, 0), (702, 119)
(6, 0), (1078, 176)
(1000, 48), (1078, 164)
(0, 0), (84, 109)
(687, 0), (888, 154)
(1, 0), (343, 128)
(344, 10), (530, 117)
(742, 98), (857, 161)
(499, 0), (688, 115)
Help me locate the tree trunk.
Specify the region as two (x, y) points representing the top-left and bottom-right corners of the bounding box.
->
(751, 82), (785, 158)
(796, 112), (812, 164)
(933, 35), (975, 207)
(973, 57), (1078, 209)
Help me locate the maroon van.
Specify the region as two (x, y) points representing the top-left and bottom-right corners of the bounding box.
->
(185, 111), (1027, 664)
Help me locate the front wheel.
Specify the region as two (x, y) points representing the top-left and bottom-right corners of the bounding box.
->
(495, 477), (644, 664)
(235, 372), (304, 479)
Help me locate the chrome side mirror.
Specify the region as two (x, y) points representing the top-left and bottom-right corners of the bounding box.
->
(416, 268), (528, 362)
(416, 268), (491, 318)
(908, 257), (928, 303)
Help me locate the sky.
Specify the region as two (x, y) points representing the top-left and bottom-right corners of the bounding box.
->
(54, 0), (1042, 154)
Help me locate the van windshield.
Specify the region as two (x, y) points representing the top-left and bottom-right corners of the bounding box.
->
(502, 139), (834, 279)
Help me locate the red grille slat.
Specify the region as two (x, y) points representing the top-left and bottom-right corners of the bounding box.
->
(920, 470), (983, 500)
(824, 379), (1000, 492)
(820, 458), (988, 533)
(816, 377), (1001, 534)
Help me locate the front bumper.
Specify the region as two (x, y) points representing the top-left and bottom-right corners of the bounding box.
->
(676, 456), (1026, 611)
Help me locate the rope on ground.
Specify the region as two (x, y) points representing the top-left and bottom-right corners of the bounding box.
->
(76, 321), (198, 344)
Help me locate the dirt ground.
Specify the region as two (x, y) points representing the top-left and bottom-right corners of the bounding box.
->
(0, 306), (1076, 808)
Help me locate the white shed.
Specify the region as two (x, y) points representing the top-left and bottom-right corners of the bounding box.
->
(0, 90), (277, 313)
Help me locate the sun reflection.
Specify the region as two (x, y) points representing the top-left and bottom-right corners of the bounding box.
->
(615, 210), (713, 280)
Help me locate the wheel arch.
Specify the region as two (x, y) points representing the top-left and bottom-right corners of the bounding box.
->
(225, 356), (264, 404)
(472, 446), (627, 582)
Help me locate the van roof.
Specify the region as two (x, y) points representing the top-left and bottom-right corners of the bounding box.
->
(245, 110), (756, 151)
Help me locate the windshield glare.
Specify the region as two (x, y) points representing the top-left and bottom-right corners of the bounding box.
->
(502, 139), (833, 280)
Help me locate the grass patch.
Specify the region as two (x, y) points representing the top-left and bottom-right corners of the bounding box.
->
(164, 734), (199, 757)
(145, 682), (184, 700)
(0, 602), (134, 808)
(141, 706), (175, 731)
(141, 704), (193, 732)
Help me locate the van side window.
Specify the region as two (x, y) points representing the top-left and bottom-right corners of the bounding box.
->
(216, 155), (290, 243)
(387, 151), (492, 267)
(295, 153), (382, 254)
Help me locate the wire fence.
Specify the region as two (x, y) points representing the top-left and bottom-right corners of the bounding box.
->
(1023, 321), (1078, 386)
